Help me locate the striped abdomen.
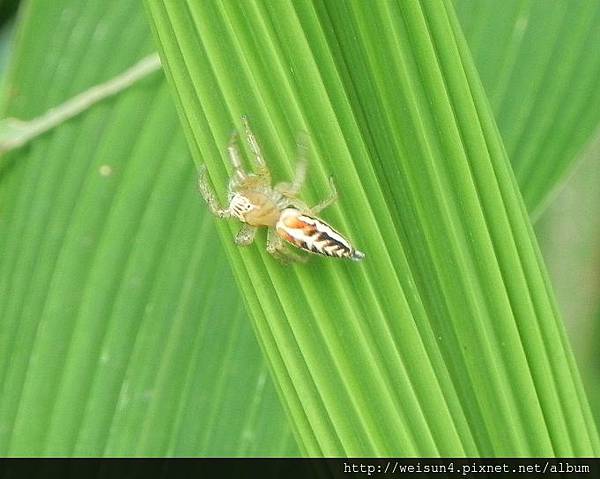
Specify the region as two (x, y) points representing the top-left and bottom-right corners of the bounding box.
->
(276, 208), (365, 261)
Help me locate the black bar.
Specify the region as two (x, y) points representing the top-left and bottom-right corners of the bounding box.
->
(0, 458), (597, 479)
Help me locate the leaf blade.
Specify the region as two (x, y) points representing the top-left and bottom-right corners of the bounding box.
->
(0, 0), (295, 456)
(146, 0), (599, 455)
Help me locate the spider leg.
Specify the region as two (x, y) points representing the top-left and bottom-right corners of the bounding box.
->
(267, 228), (306, 264)
(197, 165), (231, 219)
(227, 130), (247, 185)
(275, 137), (307, 197)
(241, 115), (271, 182)
(310, 176), (338, 214)
(235, 224), (257, 246)
(293, 131), (308, 191)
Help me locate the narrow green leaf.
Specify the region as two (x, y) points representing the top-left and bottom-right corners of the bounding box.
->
(0, 0), (295, 456)
(146, 0), (599, 455)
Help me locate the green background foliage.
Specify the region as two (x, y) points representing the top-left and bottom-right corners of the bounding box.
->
(0, 0), (598, 456)
(0, 0), (293, 456)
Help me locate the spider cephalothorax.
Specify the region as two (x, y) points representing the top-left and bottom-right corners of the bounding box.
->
(198, 116), (365, 264)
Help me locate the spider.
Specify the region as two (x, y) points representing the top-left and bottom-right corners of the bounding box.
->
(197, 116), (365, 264)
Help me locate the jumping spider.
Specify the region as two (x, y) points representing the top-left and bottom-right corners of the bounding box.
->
(198, 116), (365, 264)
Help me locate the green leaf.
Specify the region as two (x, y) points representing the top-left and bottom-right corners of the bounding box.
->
(456, 0), (600, 433)
(456, 0), (600, 215)
(0, 0), (295, 456)
(146, 0), (599, 456)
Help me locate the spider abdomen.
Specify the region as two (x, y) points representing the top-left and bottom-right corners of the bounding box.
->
(276, 208), (365, 261)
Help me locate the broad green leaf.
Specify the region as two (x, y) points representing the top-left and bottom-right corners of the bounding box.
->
(0, 0), (295, 456)
(456, 0), (600, 429)
(456, 0), (600, 216)
(146, 0), (599, 456)
(456, 0), (600, 431)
